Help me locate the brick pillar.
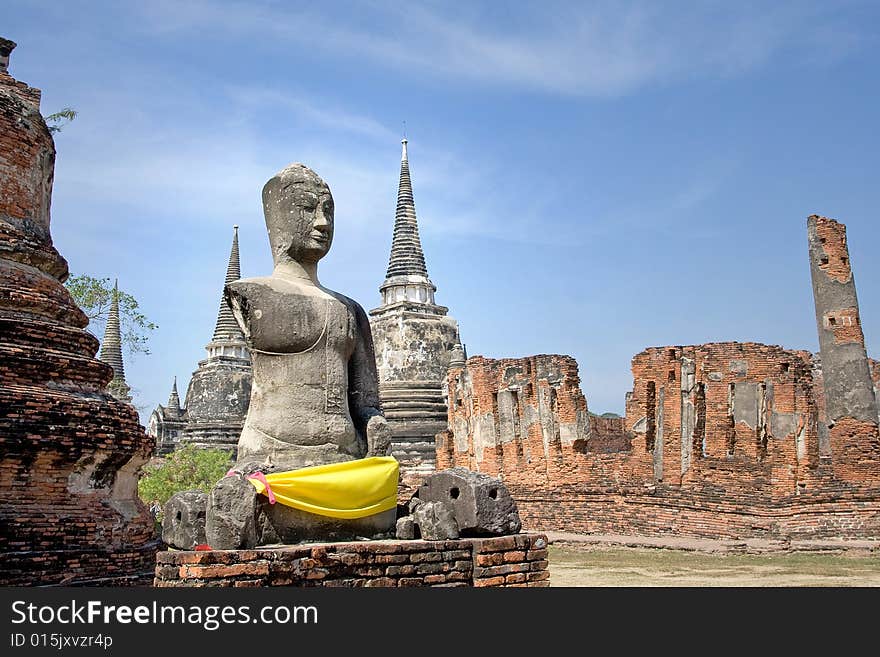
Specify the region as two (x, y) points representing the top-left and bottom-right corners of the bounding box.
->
(807, 215), (880, 481)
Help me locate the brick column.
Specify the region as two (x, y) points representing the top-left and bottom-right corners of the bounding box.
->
(807, 215), (880, 481)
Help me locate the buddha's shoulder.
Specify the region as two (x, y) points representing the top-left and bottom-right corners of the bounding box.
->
(226, 276), (290, 297)
(327, 290), (369, 321)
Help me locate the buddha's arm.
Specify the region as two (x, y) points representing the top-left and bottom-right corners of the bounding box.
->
(347, 300), (390, 456)
(348, 300), (382, 419)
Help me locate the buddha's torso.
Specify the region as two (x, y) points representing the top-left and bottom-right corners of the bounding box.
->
(227, 277), (362, 467)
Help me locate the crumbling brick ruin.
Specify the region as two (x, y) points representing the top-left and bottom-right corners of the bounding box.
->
(626, 343), (821, 489)
(440, 346), (880, 538)
(0, 39), (160, 584)
(807, 215), (880, 482)
(438, 217), (880, 540)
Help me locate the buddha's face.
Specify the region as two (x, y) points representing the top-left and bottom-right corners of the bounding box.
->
(263, 164), (335, 265)
(288, 185), (334, 262)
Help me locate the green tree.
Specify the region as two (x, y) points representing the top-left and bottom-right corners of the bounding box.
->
(45, 107), (77, 134)
(138, 445), (232, 512)
(65, 274), (157, 356)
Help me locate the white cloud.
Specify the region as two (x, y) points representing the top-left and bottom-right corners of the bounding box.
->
(223, 86), (397, 142)
(50, 86), (397, 233)
(132, 0), (865, 97)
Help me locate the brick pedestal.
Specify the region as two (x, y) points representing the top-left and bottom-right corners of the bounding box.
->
(155, 534), (549, 587)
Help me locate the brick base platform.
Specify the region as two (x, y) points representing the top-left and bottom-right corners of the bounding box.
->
(155, 533), (549, 587)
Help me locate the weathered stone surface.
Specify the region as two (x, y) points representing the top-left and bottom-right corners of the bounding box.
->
(162, 491), (207, 549)
(366, 414), (393, 457)
(418, 467), (521, 536)
(205, 475), (260, 550)
(413, 501), (459, 540)
(260, 505), (396, 544)
(396, 516), (416, 540)
(181, 354), (251, 449)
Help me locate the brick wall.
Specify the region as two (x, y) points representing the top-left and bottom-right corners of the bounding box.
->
(155, 534), (549, 587)
(627, 343), (820, 489)
(588, 414), (630, 452)
(441, 346), (880, 540)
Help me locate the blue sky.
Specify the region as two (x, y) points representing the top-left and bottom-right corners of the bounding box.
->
(5, 1), (880, 422)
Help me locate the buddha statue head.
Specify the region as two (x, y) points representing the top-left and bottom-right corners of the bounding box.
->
(262, 163), (335, 267)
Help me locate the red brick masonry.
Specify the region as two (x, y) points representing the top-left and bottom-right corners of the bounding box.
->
(155, 534), (550, 587)
(0, 44), (159, 585)
(439, 350), (880, 540)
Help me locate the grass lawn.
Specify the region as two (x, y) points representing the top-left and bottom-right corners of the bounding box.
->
(548, 545), (880, 587)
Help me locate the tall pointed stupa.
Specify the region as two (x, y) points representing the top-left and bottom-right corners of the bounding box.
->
(211, 224), (245, 346)
(369, 138), (460, 474)
(167, 375), (181, 411)
(98, 280), (132, 403)
(176, 225), (252, 453)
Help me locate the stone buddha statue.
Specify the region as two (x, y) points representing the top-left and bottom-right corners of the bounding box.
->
(226, 163), (391, 470)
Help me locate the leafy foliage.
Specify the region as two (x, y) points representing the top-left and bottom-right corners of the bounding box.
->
(64, 274), (157, 356)
(138, 445), (232, 510)
(45, 107), (77, 134)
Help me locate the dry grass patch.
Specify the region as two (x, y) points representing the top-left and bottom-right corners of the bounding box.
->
(549, 545), (880, 587)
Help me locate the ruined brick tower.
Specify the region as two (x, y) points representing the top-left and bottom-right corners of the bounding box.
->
(97, 280), (132, 403)
(370, 139), (459, 474)
(807, 215), (880, 481)
(176, 225), (252, 453)
(0, 38), (159, 584)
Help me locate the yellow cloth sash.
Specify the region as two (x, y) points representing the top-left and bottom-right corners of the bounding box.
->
(246, 456), (399, 519)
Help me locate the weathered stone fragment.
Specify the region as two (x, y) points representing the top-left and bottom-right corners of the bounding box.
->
(366, 414), (393, 457)
(395, 516), (416, 540)
(205, 475), (260, 550)
(162, 491), (207, 549)
(413, 501), (459, 540)
(418, 467), (521, 536)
